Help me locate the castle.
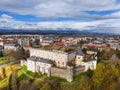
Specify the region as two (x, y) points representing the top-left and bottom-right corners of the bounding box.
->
(21, 48), (97, 82)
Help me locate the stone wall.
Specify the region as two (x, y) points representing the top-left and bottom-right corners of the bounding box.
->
(50, 66), (85, 82)
(74, 66), (85, 76)
(51, 67), (67, 79)
(22, 59), (86, 82)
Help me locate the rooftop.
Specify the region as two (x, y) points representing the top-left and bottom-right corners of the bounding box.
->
(76, 50), (85, 56)
(84, 54), (97, 62)
(31, 46), (76, 54)
(28, 56), (53, 64)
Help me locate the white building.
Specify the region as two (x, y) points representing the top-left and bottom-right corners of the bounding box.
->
(40, 38), (55, 46)
(81, 59), (97, 71)
(75, 50), (97, 71)
(27, 56), (53, 77)
(4, 43), (20, 51)
(29, 48), (76, 68)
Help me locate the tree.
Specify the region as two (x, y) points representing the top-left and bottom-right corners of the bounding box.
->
(116, 50), (120, 59)
(1, 67), (6, 78)
(0, 51), (3, 57)
(8, 47), (29, 60)
(97, 49), (115, 60)
(86, 68), (93, 78)
(116, 60), (120, 73)
(11, 70), (18, 90)
(19, 80), (31, 90)
(79, 76), (93, 90)
(8, 74), (12, 90)
(50, 79), (63, 90)
(40, 82), (52, 90)
(92, 63), (120, 90)
(82, 48), (87, 54)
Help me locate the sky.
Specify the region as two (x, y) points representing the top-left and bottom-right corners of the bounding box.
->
(0, 0), (120, 34)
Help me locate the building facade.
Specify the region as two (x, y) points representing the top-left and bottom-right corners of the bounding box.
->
(4, 43), (20, 51)
(21, 48), (97, 82)
(27, 56), (53, 77)
(29, 48), (76, 68)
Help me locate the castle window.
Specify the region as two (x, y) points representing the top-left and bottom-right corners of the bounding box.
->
(62, 62), (64, 65)
(58, 61), (60, 64)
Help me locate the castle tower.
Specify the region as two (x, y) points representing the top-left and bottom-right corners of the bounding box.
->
(66, 65), (73, 82)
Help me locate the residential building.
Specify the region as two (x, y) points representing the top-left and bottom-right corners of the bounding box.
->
(4, 43), (20, 51)
(18, 37), (30, 47)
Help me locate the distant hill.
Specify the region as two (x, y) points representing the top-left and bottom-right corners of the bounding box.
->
(0, 29), (118, 37)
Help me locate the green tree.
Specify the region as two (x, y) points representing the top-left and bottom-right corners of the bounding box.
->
(92, 63), (120, 90)
(79, 76), (93, 90)
(116, 60), (120, 73)
(86, 68), (93, 78)
(9, 47), (29, 60)
(116, 50), (120, 59)
(40, 82), (52, 90)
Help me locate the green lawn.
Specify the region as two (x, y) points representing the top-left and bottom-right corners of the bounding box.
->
(97, 59), (108, 64)
(21, 65), (27, 71)
(19, 73), (31, 80)
(0, 60), (9, 64)
(74, 75), (82, 82)
(21, 65), (42, 78)
(46, 76), (67, 82)
(61, 82), (80, 90)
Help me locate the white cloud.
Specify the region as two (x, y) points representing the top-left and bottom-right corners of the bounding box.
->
(0, 0), (120, 34)
(0, 16), (120, 34)
(1, 14), (13, 19)
(0, 0), (120, 18)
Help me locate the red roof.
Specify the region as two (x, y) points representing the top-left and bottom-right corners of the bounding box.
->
(24, 46), (30, 48)
(54, 41), (64, 45)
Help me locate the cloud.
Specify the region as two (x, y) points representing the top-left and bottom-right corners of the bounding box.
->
(0, 0), (120, 19)
(0, 0), (120, 34)
(0, 15), (120, 34)
(1, 14), (13, 19)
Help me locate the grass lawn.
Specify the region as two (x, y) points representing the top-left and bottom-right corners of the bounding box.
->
(17, 69), (23, 77)
(74, 74), (82, 82)
(61, 82), (80, 90)
(60, 73), (87, 90)
(0, 60), (9, 64)
(21, 65), (27, 71)
(46, 76), (67, 82)
(73, 72), (86, 82)
(21, 65), (42, 78)
(97, 59), (108, 64)
(19, 73), (31, 80)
